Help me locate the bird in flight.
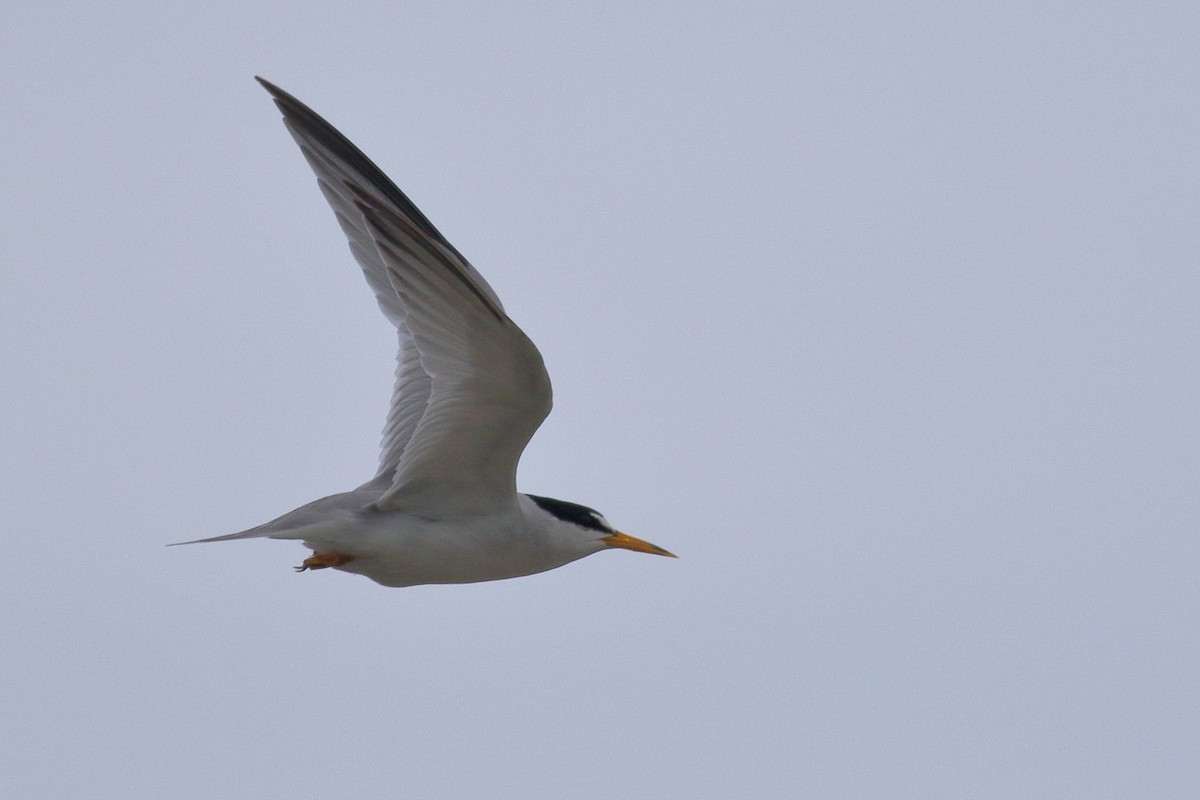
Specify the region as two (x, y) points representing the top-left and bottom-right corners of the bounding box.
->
(174, 78), (674, 587)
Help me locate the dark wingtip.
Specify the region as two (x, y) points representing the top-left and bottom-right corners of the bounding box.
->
(251, 76), (475, 274)
(254, 76), (302, 112)
(254, 75), (281, 95)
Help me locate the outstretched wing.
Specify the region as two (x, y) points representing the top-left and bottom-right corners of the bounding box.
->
(258, 78), (551, 516)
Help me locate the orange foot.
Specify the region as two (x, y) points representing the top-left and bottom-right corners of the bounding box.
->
(295, 551), (356, 572)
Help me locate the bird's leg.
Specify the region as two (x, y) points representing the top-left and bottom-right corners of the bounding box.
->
(295, 551), (356, 572)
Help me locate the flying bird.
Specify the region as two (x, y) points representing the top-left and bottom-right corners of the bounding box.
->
(174, 78), (674, 587)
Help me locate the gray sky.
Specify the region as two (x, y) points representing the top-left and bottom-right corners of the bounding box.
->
(2, 1), (1198, 797)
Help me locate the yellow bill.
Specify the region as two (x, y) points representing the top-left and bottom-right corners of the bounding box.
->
(602, 531), (677, 558)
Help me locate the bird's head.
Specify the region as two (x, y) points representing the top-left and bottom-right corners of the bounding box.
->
(525, 494), (676, 558)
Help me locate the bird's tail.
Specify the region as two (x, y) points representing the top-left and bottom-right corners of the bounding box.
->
(167, 524), (274, 546)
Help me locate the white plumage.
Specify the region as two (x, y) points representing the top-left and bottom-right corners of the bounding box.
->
(173, 78), (673, 587)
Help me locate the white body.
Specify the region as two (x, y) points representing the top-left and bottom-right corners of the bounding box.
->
(235, 485), (606, 587)
(175, 80), (672, 587)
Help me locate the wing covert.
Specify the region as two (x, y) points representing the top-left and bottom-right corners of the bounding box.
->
(258, 78), (552, 515)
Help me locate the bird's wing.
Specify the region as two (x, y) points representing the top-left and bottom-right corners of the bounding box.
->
(258, 78), (552, 516)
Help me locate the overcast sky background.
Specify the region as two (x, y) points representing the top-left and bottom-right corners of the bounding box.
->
(2, 2), (1198, 797)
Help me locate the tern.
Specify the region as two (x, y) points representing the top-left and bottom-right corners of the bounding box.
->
(174, 78), (674, 587)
